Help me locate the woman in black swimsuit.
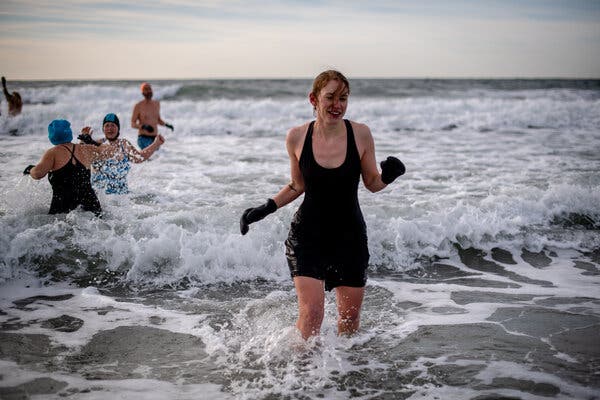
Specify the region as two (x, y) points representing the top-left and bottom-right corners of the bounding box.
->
(240, 70), (405, 339)
(24, 119), (115, 216)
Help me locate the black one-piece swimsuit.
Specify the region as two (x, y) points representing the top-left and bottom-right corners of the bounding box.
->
(48, 144), (102, 216)
(285, 119), (369, 291)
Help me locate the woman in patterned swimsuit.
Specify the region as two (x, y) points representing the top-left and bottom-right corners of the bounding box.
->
(85, 113), (164, 195)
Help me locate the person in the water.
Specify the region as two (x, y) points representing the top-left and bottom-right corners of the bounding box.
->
(24, 119), (117, 216)
(2, 76), (23, 117)
(240, 70), (405, 340)
(79, 113), (165, 194)
(131, 82), (173, 150)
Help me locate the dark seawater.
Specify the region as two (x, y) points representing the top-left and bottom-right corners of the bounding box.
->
(0, 79), (599, 399)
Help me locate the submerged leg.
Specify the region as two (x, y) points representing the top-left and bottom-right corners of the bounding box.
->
(293, 276), (325, 340)
(335, 286), (365, 336)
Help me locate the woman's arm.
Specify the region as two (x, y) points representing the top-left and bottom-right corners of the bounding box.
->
(239, 126), (307, 235)
(29, 149), (55, 180)
(356, 123), (388, 193)
(83, 143), (118, 166)
(272, 127), (306, 207)
(125, 135), (164, 163)
(2, 76), (11, 100)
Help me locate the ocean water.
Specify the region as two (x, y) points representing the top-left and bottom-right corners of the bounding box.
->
(0, 79), (599, 399)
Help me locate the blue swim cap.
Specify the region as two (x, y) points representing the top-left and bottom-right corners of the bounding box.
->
(48, 119), (73, 145)
(103, 113), (120, 129)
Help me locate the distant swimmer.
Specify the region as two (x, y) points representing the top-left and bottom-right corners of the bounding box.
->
(79, 113), (165, 194)
(239, 70), (406, 340)
(2, 76), (23, 116)
(23, 119), (121, 216)
(131, 82), (174, 150)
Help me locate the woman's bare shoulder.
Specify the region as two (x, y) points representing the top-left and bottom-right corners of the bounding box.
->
(348, 120), (371, 134)
(348, 120), (373, 143)
(286, 121), (311, 143)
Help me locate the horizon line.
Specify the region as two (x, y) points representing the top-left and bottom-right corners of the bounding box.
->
(5, 76), (600, 82)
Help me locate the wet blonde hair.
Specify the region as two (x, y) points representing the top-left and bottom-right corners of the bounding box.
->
(310, 70), (350, 98)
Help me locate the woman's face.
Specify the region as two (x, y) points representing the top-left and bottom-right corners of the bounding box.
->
(311, 79), (349, 123)
(103, 122), (119, 140)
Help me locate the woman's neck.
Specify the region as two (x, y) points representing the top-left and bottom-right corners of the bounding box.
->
(314, 118), (344, 138)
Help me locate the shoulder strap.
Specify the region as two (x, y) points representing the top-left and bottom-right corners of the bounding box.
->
(304, 121), (315, 153)
(60, 143), (75, 160)
(344, 119), (355, 146)
(298, 121), (315, 167)
(344, 119), (360, 162)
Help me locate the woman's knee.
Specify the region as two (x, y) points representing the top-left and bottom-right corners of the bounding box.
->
(341, 306), (360, 320)
(299, 303), (324, 322)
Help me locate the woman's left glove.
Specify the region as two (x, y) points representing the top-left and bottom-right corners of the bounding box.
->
(380, 156), (406, 184)
(240, 199), (277, 235)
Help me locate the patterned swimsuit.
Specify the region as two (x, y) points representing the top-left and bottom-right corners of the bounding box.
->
(92, 141), (131, 194)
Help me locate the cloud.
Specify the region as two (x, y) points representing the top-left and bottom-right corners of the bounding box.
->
(1, 0), (599, 78)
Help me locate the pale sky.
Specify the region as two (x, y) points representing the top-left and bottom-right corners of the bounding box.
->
(1, 0), (599, 80)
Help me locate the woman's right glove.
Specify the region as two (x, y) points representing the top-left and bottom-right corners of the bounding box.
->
(240, 199), (277, 235)
(380, 156), (406, 184)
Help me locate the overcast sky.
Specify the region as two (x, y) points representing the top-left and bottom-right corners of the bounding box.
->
(1, 0), (599, 80)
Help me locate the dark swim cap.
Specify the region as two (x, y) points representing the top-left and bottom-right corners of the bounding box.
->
(103, 113), (120, 140)
(48, 119), (73, 145)
(103, 113), (120, 129)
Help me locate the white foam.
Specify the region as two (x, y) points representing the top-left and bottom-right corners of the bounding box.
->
(1, 79), (599, 400)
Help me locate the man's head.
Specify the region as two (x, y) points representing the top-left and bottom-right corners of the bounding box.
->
(140, 82), (153, 100)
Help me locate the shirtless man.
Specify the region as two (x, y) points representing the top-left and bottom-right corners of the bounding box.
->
(131, 82), (173, 149)
(2, 76), (23, 116)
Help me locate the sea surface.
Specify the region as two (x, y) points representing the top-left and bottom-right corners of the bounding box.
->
(0, 78), (599, 399)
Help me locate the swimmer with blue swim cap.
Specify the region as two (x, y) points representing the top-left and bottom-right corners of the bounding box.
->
(90, 112), (165, 195)
(103, 113), (120, 140)
(77, 112), (121, 146)
(48, 119), (73, 145)
(22, 119), (120, 216)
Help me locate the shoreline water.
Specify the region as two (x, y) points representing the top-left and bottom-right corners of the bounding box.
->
(0, 245), (598, 399)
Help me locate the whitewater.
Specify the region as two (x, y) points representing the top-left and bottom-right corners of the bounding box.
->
(0, 79), (599, 399)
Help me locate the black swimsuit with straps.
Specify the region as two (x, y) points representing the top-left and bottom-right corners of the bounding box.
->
(48, 144), (101, 216)
(285, 119), (369, 291)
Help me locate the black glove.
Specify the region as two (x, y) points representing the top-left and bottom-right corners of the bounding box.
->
(380, 156), (405, 184)
(23, 165), (35, 175)
(77, 133), (100, 146)
(141, 124), (154, 133)
(165, 123), (174, 131)
(240, 199), (277, 235)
